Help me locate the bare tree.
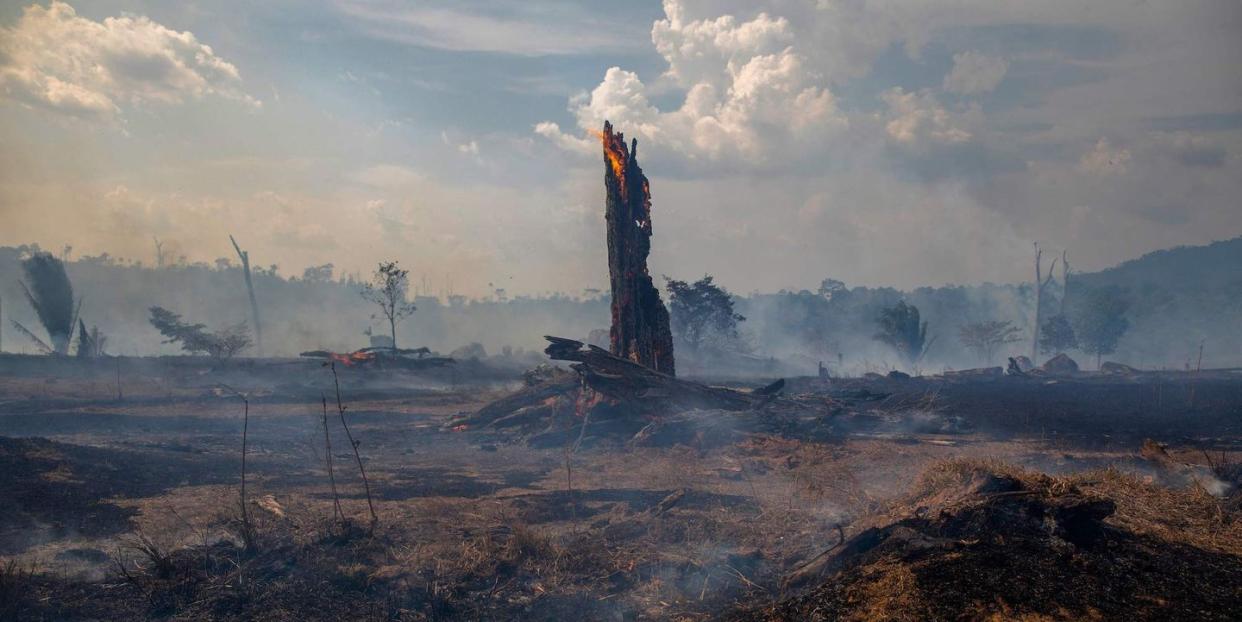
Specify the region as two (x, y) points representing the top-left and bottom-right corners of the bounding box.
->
(153, 237), (165, 269)
(1060, 250), (1070, 315)
(1030, 243), (1059, 363)
(360, 261), (416, 351)
(958, 320), (1023, 366)
(229, 235), (263, 357)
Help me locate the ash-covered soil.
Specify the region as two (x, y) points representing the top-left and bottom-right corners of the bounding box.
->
(0, 357), (1238, 621)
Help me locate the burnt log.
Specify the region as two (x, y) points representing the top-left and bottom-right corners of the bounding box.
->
(600, 121), (676, 376)
(628, 408), (791, 448)
(446, 373), (580, 430)
(299, 349), (455, 370)
(545, 336), (769, 414)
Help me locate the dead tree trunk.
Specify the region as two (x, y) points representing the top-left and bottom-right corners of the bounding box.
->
(1060, 250), (1070, 315)
(153, 236), (165, 269)
(600, 121), (675, 376)
(229, 235), (263, 357)
(1031, 243), (1058, 363)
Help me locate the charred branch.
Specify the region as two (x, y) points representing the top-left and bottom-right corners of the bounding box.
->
(229, 235), (263, 357)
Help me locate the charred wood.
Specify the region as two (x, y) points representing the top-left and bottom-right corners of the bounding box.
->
(600, 121), (675, 376)
(299, 348), (455, 370)
(544, 336), (767, 414)
(446, 374), (580, 430)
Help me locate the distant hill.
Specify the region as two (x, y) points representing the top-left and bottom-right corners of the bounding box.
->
(1077, 236), (1242, 292)
(1072, 236), (1242, 368)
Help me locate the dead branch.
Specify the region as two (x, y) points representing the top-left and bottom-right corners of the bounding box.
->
(331, 362), (378, 530)
(784, 523), (846, 587)
(321, 395), (343, 524)
(229, 234), (263, 357)
(216, 384), (255, 551)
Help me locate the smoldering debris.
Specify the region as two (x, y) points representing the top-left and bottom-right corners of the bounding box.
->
(448, 336), (850, 448)
(299, 346), (455, 371)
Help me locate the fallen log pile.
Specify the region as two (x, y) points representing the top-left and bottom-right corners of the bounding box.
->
(449, 336), (824, 448)
(544, 336), (778, 414)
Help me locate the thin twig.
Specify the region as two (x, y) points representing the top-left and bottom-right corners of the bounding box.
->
(331, 362), (378, 530)
(239, 395), (252, 548)
(788, 523), (846, 576)
(217, 384), (254, 550)
(322, 394), (343, 523)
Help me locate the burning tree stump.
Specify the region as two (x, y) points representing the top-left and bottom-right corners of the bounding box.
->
(453, 123), (809, 443)
(600, 121), (676, 376)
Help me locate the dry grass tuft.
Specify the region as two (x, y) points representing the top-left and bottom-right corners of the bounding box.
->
(740, 457), (1242, 622)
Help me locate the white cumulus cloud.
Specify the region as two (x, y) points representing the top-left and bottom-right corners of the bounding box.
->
(881, 88), (974, 146)
(942, 51), (1008, 95)
(537, 0), (846, 169)
(0, 1), (258, 121)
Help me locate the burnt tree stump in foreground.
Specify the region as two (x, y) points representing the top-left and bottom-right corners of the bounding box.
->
(600, 121), (676, 376)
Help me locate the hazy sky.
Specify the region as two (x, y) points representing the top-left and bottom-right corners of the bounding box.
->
(1, 0), (1240, 297)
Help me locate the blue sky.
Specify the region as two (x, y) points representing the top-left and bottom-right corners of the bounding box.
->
(1, 0), (1240, 296)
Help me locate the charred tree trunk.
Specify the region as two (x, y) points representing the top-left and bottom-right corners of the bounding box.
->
(230, 235), (263, 357)
(1031, 243), (1057, 363)
(600, 121), (675, 376)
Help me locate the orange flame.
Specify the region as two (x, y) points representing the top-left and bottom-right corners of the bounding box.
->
(574, 387), (605, 418)
(592, 129), (627, 182)
(329, 350), (376, 367)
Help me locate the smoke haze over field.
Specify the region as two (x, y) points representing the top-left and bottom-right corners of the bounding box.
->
(2, 1), (1241, 298)
(2, 238), (1238, 370)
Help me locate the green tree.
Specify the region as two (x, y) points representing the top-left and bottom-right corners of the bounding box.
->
(148, 306), (250, 359)
(875, 301), (935, 369)
(361, 261), (416, 351)
(665, 275), (745, 354)
(1072, 287), (1130, 368)
(16, 252), (75, 355)
(301, 263), (335, 283)
(958, 320), (1022, 366)
(1038, 314), (1078, 356)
